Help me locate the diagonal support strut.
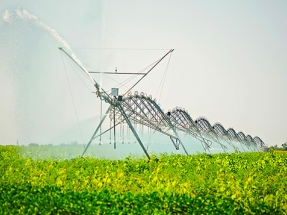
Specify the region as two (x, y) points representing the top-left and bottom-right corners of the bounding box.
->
(117, 102), (151, 160)
(82, 106), (112, 157)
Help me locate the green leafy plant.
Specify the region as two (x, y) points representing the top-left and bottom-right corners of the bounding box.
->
(0, 146), (286, 214)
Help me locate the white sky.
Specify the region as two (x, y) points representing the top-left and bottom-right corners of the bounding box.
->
(0, 0), (286, 147)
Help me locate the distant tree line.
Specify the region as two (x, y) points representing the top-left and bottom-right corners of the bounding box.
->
(269, 142), (287, 151)
(28, 141), (80, 147)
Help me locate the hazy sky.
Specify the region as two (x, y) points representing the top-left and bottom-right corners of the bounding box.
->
(0, 0), (287, 147)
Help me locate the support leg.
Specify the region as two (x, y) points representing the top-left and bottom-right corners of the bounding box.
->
(152, 101), (188, 155)
(118, 103), (151, 160)
(82, 105), (112, 157)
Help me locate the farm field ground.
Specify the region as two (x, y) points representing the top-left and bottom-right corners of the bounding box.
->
(273, 150), (287, 153)
(0, 145), (286, 214)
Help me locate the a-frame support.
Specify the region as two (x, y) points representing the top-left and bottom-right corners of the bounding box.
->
(82, 103), (151, 160)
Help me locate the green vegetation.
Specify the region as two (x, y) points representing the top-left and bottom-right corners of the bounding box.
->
(1, 146), (287, 214)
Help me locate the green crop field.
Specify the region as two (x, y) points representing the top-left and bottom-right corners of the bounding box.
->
(0, 145), (286, 214)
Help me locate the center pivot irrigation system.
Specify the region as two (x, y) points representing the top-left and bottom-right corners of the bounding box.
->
(59, 48), (265, 160)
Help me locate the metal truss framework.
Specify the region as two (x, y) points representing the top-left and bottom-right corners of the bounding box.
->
(59, 47), (265, 160)
(82, 91), (265, 160)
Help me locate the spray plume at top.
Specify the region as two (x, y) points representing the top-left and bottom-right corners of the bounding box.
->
(1, 8), (95, 84)
(2, 10), (12, 24)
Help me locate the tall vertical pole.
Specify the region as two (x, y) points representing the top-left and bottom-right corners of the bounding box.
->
(114, 106), (116, 149)
(100, 100), (102, 145)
